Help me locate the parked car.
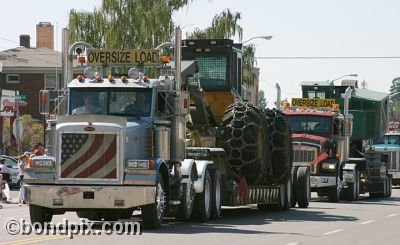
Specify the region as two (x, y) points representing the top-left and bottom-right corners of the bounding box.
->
(1, 155), (19, 190)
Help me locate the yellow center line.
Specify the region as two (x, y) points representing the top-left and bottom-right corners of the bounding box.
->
(0, 235), (67, 245)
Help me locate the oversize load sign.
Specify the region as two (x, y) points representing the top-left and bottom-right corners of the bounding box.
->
(291, 98), (335, 108)
(87, 49), (160, 65)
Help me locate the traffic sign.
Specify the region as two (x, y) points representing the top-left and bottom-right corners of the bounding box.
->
(16, 95), (27, 101)
(87, 49), (160, 65)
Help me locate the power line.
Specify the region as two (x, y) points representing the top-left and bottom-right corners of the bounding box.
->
(0, 36), (19, 44)
(256, 56), (400, 60)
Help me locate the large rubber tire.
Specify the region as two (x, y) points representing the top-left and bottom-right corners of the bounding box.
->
(176, 182), (195, 221)
(210, 170), (222, 220)
(30, 204), (53, 226)
(264, 109), (293, 185)
(328, 175), (341, 203)
(142, 174), (166, 229)
(342, 169), (359, 201)
(291, 166), (299, 208)
(387, 175), (392, 197)
(283, 178), (292, 211)
(296, 167), (310, 208)
(192, 170), (212, 222)
(217, 102), (269, 185)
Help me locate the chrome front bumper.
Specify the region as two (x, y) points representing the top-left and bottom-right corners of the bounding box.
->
(25, 185), (156, 209)
(310, 176), (336, 188)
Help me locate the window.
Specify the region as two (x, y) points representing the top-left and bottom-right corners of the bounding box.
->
(45, 74), (58, 90)
(6, 74), (20, 84)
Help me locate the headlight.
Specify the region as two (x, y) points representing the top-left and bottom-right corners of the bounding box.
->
(321, 162), (336, 170)
(127, 160), (149, 169)
(33, 159), (54, 168)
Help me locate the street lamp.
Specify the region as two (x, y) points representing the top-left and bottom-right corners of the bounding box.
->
(242, 35), (273, 44)
(330, 73), (358, 84)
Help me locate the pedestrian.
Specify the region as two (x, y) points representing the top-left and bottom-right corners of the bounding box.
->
(0, 157), (11, 187)
(0, 173), (3, 208)
(33, 143), (45, 156)
(17, 154), (29, 206)
(0, 158), (11, 202)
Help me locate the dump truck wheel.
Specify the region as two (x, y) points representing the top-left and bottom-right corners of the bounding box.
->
(217, 102), (268, 185)
(296, 167), (310, 208)
(30, 204), (53, 227)
(264, 109), (293, 184)
(142, 174), (166, 229)
(176, 182), (195, 221)
(192, 170), (212, 222)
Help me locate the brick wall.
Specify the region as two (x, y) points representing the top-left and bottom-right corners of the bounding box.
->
(0, 73), (44, 120)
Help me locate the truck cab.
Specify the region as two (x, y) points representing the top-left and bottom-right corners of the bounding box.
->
(284, 102), (347, 202)
(372, 131), (400, 185)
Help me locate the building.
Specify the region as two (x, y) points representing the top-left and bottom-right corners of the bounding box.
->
(0, 22), (62, 119)
(0, 22), (61, 154)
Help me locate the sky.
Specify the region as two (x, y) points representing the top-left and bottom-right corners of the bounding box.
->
(1, 0), (400, 107)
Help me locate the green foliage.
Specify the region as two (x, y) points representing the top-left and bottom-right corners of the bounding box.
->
(68, 0), (194, 49)
(2, 115), (44, 155)
(186, 9), (256, 87)
(186, 9), (243, 40)
(390, 77), (400, 118)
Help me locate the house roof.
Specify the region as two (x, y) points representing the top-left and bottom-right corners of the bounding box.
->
(300, 81), (333, 86)
(0, 47), (61, 73)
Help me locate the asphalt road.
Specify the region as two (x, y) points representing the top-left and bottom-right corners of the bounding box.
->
(1, 188), (399, 245)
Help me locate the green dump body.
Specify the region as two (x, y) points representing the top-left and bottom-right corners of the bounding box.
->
(300, 81), (389, 141)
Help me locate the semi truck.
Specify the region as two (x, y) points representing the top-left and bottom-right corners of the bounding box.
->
(371, 119), (400, 186)
(24, 27), (307, 229)
(283, 80), (392, 202)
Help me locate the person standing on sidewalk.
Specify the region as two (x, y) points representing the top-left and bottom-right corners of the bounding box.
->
(17, 154), (29, 206)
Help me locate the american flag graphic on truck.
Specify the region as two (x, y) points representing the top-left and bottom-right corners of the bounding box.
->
(60, 133), (117, 179)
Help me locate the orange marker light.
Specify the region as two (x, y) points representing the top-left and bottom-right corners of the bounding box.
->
(149, 160), (155, 170)
(78, 56), (86, 63)
(161, 55), (170, 63)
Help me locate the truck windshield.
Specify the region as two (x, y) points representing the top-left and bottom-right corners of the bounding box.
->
(287, 115), (332, 135)
(373, 135), (400, 145)
(69, 89), (152, 117)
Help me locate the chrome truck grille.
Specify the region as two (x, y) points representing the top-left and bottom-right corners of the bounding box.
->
(60, 133), (118, 179)
(292, 145), (317, 163)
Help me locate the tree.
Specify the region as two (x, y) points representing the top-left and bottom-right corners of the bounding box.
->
(186, 9), (243, 40)
(186, 9), (256, 87)
(258, 89), (267, 109)
(68, 0), (194, 49)
(390, 77), (400, 118)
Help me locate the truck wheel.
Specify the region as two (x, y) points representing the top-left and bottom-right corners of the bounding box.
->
(328, 175), (341, 202)
(29, 204), (53, 226)
(388, 175), (392, 197)
(283, 178), (292, 210)
(296, 166), (310, 208)
(192, 170), (212, 222)
(210, 170), (222, 220)
(142, 174), (166, 229)
(291, 166), (299, 208)
(176, 182), (195, 221)
(343, 169), (359, 201)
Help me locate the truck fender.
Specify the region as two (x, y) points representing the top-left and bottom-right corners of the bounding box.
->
(155, 160), (169, 188)
(342, 163), (357, 183)
(181, 159), (198, 185)
(193, 160), (213, 193)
